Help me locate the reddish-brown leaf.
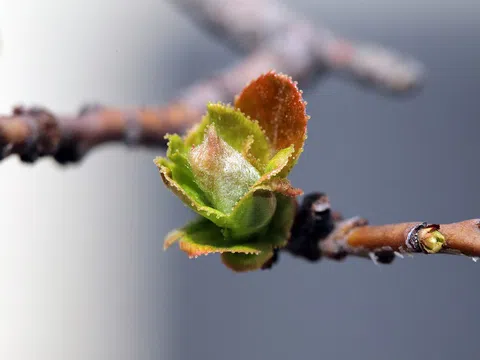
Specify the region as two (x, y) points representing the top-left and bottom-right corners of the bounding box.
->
(234, 71), (309, 176)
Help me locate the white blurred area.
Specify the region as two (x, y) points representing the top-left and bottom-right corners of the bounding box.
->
(0, 1), (180, 359)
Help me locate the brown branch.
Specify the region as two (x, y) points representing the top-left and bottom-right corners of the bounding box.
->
(0, 0), (424, 164)
(278, 193), (480, 268)
(173, 0), (425, 92)
(331, 219), (480, 257)
(0, 49), (280, 163)
(0, 43), (312, 164)
(172, 0), (295, 51)
(0, 103), (202, 164)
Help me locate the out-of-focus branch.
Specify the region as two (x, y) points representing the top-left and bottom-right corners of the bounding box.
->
(172, 0), (294, 51)
(0, 39), (314, 164)
(0, 103), (202, 164)
(173, 0), (425, 92)
(0, 0), (424, 164)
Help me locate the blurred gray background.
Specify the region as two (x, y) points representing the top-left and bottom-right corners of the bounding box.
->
(0, 1), (479, 359)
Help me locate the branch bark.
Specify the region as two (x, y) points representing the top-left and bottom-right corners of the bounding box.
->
(331, 219), (480, 258)
(172, 0), (425, 92)
(0, 104), (202, 164)
(281, 193), (480, 266)
(0, 0), (423, 164)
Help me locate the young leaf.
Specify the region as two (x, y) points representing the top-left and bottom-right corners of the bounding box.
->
(227, 188), (277, 239)
(256, 145), (294, 185)
(221, 194), (297, 272)
(234, 71), (309, 176)
(156, 161), (231, 228)
(185, 103), (271, 171)
(158, 134), (210, 206)
(156, 71), (310, 272)
(165, 218), (271, 258)
(221, 250), (274, 272)
(265, 194), (297, 248)
(188, 124), (260, 214)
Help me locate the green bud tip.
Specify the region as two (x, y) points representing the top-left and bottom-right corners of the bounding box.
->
(418, 226), (446, 254)
(188, 124), (260, 214)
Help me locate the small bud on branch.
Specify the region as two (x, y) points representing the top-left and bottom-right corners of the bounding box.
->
(318, 217), (480, 261)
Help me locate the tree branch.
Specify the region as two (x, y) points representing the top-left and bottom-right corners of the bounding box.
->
(279, 193), (480, 268)
(172, 0), (425, 92)
(0, 0), (423, 164)
(330, 219), (480, 258)
(171, 0), (294, 51)
(0, 103), (202, 164)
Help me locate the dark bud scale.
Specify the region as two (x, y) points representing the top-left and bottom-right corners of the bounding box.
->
(262, 192), (336, 269)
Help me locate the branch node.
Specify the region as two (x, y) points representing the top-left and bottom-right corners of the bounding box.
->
(320, 216), (368, 260)
(406, 222), (445, 254)
(406, 222), (427, 252)
(11, 105), (61, 163)
(285, 192), (335, 262)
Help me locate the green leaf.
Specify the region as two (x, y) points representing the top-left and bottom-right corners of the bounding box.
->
(264, 194), (297, 248)
(221, 250), (274, 272)
(256, 145), (294, 185)
(188, 125), (261, 214)
(221, 194), (296, 271)
(155, 161), (231, 228)
(234, 71), (309, 177)
(164, 218), (271, 258)
(185, 103), (271, 172)
(165, 133), (188, 161)
(220, 194), (297, 272)
(156, 134), (211, 207)
(226, 187), (277, 239)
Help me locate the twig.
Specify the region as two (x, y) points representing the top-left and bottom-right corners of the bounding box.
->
(0, 103), (201, 164)
(0, 0), (423, 164)
(281, 193), (480, 267)
(328, 219), (480, 258)
(0, 43), (309, 164)
(171, 0), (295, 51)
(173, 0), (425, 92)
